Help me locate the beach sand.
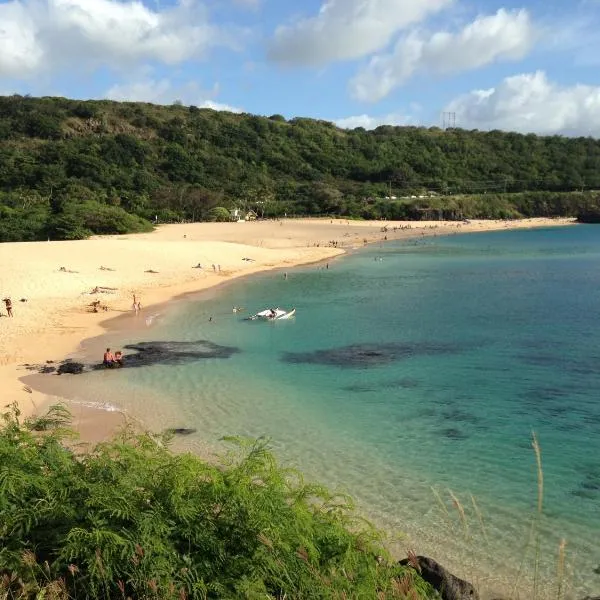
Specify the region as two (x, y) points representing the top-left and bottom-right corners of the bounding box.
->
(1, 217), (574, 431)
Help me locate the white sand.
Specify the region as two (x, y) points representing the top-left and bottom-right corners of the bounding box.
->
(0, 217), (574, 423)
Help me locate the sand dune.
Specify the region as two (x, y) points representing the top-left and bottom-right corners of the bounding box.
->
(0, 217), (574, 420)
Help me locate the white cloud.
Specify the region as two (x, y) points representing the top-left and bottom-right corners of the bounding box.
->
(198, 100), (243, 113)
(268, 0), (452, 66)
(351, 8), (535, 102)
(0, 0), (224, 78)
(0, 1), (43, 76)
(335, 112), (412, 129)
(446, 71), (600, 136)
(105, 78), (243, 112)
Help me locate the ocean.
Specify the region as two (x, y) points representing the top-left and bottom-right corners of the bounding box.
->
(45, 226), (600, 598)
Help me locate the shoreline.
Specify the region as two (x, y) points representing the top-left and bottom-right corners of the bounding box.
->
(3, 217), (574, 430)
(3, 217), (581, 599)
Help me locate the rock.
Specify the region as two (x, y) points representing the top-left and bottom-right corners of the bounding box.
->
(577, 209), (600, 224)
(38, 341), (239, 377)
(165, 428), (197, 436)
(282, 341), (461, 369)
(398, 556), (479, 600)
(57, 361), (85, 375)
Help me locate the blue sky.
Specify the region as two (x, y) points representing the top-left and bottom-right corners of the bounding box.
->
(0, 0), (599, 134)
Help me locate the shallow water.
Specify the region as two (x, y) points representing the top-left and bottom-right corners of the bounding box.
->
(48, 226), (600, 598)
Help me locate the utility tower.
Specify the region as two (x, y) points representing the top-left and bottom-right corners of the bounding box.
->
(442, 112), (456, 130)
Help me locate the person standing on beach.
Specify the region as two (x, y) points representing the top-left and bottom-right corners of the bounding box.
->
(4, 298), (13, 317)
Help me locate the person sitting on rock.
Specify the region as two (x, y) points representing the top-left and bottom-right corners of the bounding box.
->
(103, 348), (115, 367)
(114, 351), (123, 367)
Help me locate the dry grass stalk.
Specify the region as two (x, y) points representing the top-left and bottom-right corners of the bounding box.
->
(470, 494), (488, 543)
(555, 538), (567, 600)
(449, 489), (469, 538)
(532, 430), (544, 600)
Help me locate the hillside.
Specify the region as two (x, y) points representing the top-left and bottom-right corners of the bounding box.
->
(1, 95), (599, 241)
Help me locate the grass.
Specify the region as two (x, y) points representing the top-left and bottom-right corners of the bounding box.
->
(427, 431), (574, 600)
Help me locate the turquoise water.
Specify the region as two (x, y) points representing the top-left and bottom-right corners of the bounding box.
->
(65, 226), (600, 597)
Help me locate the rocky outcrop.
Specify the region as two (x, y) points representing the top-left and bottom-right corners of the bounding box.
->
(577, 209), (600, 223)
(57, 361), (85, 375)
(282, 341), (461, 369)
(165, 428), (197, 436)
(398, 556), (479, 600)
(29, 340), (240, 375)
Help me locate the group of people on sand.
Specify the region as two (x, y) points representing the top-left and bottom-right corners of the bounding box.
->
(103, 348), (124, 368)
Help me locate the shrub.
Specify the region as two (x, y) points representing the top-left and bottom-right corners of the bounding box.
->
(0, 404), (433, 599)
(207, 206), (231, 222)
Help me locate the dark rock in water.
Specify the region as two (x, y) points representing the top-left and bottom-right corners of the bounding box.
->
(396, 377), (420, 388)
(116, 340), (239, 369)
(399, 556), (479, 600)
(441, 427), (469, 440)
(282, 341), (459, 369)
(342, 376), (421, 393)
(38, 341), (239, 376)
(441, 407), (480, 425)
(57, 361), (85, 375)
(165, 428), (197, 436)
(577, 208), (600, 223)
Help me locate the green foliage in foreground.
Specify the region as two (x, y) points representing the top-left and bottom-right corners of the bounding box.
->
(0, 404), (433, 599)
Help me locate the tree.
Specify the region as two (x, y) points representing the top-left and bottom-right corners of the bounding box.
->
(207, 206), (231, 222)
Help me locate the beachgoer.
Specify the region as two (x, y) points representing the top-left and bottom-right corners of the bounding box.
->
(114, 351), (123, 367)
(269, 308), (276, 318)
(4, 298), (13, 317)
(212, 264), (216, 272)
(103, 348), (115, 367)
(284, 272), (287, 279)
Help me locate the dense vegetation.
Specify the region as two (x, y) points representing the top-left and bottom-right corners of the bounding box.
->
(0, 404), (433, 599)
(1, 94), (600, 241)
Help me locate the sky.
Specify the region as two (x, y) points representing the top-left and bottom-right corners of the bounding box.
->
(0, 0), (599, 135)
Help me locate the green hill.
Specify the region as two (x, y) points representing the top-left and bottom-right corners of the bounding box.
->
(1, 95), (599, 241)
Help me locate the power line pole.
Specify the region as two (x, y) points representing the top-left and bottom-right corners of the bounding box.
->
(442, 112), (456, 130)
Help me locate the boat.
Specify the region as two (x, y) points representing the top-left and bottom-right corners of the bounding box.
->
(248, 308), (296, 321)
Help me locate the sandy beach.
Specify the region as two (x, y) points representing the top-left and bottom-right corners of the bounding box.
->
(0, 217), (574, 431)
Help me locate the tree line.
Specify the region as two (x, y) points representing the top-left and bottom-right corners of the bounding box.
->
(1, 94), (599, 241)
